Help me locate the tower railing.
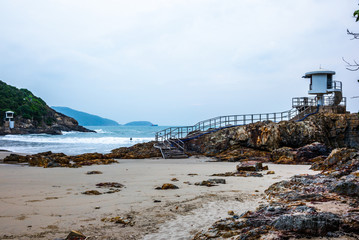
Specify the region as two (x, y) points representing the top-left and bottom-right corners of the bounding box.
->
(155, 108), (302, 142)
(292, 96), (346, 108)
(329, 81), (342, 91)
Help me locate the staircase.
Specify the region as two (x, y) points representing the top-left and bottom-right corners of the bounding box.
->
(154, 139), (188, 159)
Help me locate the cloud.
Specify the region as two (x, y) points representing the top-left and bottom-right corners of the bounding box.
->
(0, 0), (358, 125)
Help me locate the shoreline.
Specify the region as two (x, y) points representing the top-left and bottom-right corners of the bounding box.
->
(0, 158), (315, 240)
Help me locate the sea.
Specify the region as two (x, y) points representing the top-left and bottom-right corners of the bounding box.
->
(0, 126), (171, 155)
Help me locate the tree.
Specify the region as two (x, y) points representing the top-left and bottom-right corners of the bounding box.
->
(344, 4), (359, 71)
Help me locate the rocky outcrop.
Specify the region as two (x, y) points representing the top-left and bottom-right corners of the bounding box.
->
(0, 107), (94, 135)
(106, 142), (162, 159)
(193, 148), (359, 239)
(311, 148), (359, 173)
(271, 142), (331, 164)
(3, 151), (117, 167)
(186, 113), (359, 158)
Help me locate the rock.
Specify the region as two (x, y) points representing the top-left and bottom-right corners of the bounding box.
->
(267, 171), (275, 174)
(246, 172), (263, 177)
(86, 171), (103, 175)
(106, 141), (162, 159)
(3, 154), (28, 163)
(66, 230), (86, 240)
(101, 216), (134, 226)
(311, 148), (359, 173)
(96, 182), (124, 188)
(185, 113), (359, 157)
(213, 147), (270, 162)
(171, 178), (179, 182)
(296, 142), (331, 162)
(271, 147), (296, 163)
(331, 180), (359, 197)
(195, 181), (217, 187)
(188, 173), (198, 176)
(82, 190), (102, 195)
(156, 183), (179, 190)
(207, 178), (226, 184)
(236, 161), (266, 172)
(195, 179), (226, 187)
(272, 212), (341, 235)
(47, 161), (61, 168)
(193, 149), (359, 240)
(228, 211), (235, 216)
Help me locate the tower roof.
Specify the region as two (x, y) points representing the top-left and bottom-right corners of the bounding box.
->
(303, 69), (336, 78)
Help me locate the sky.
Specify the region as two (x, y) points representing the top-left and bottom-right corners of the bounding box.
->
(0, 0), (358, 125)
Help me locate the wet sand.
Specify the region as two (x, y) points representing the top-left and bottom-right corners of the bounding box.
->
(0, 157), (315, 240)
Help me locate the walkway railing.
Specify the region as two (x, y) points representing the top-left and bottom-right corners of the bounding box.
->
(155, 108), (303, 142)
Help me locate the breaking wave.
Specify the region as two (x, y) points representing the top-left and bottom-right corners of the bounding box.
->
(0, 135), (153, 145)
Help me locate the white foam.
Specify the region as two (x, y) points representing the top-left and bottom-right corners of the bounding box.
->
(0, 135), (153, 145)
(61, 131), (78, 135)
(94, 129), (109, 134)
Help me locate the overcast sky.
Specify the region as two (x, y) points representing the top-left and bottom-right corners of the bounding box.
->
(0, 0), (358, 125)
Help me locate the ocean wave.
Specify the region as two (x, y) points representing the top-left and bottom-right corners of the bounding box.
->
(61, 131), (80, 135)
(0, 135), (153, 145)
(94, 129), (110, 134)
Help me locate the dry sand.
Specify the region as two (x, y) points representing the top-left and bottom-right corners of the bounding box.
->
(0, 157), (315, 240)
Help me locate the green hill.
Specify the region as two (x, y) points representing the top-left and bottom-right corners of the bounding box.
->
(0, 80), (53, 125)
(0, 80), (92, 134)
(52, 107), (120, 126)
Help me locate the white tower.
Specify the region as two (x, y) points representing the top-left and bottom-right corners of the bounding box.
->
(302, 69), (342, 106)
(5, 111), (14, 129)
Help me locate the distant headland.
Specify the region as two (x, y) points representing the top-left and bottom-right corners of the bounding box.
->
(124, 121), (158, 126)
(52, 106), (120, 127)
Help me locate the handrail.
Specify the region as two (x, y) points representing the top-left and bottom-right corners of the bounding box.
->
(155, 108), (302, 142)
(329, 81), (342, 91)
(292, 96), (346, 108)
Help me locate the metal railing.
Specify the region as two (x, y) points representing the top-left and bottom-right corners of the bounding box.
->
(324, 96), (346, 106)
(292, 96), (346, 108)
(328, 81), (342, 91)
(292, 97), (317, 108)
(155, 108), (303, 142)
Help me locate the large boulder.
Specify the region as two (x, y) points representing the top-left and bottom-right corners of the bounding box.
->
(331, 180), (359, 197)
(311, 148), (358, 172)
(106, 141), (161, 159)
(271, 142), (331, 164)
(272, 212), (341, 235)
(296, 142), (331, 162)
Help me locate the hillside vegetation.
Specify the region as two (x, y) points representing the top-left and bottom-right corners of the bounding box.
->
(0, 80), (92, 134)
(0, 80), (54, 125)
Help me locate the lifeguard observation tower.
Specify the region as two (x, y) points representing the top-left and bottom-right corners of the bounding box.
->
(4, 111), (15, 129)
(292, 69), (346, 116)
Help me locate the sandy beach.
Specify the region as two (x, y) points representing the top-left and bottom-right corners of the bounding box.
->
(0, 157), (315, 240)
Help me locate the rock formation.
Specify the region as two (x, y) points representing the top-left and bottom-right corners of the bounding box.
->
(0, 109), (94, 135)
(193, 148), (359, 239)
(185, 113), (359, 161)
